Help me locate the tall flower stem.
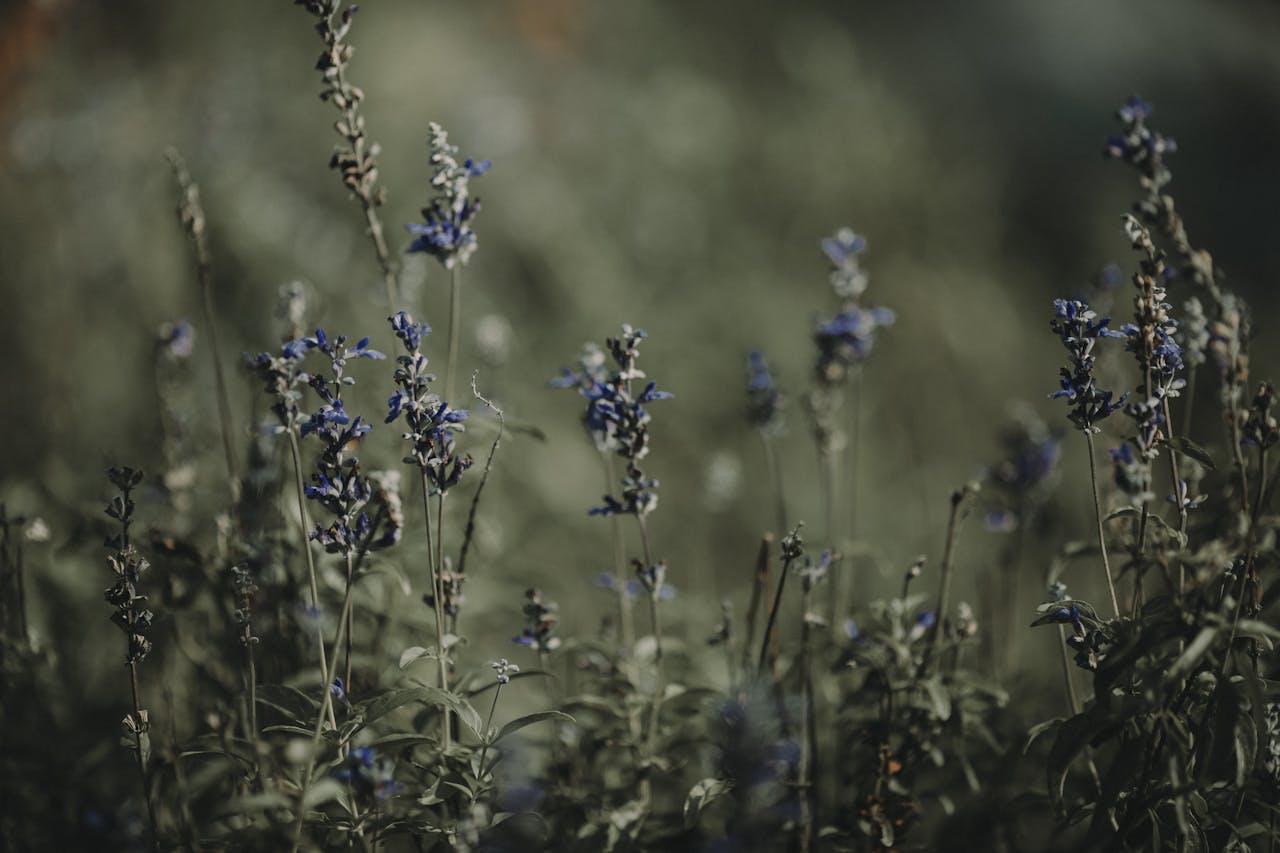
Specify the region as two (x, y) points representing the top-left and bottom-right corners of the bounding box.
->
(364, 203), (399, 317)
(603, 452), (641, 741)
(1084, 432), (1122, 618)
(797, 578), (818, 853)
(476, 682), (505, 774)
(129, 660), (160, 851)
(740, 534), (773, 683)
(166, 149), (240, 504)
(290, 563), (360, 853)
(445, 265), (462, 404)
(636, 515), (663, 763)
(924, 487), (972, 674)
(759, 433), (788, 538)
(286, 431), (337, 729)
(419, 472), (452, 750)
(755, 531), (804, 679)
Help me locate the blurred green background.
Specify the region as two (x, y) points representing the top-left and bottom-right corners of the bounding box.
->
(3, 0), (1280, 705)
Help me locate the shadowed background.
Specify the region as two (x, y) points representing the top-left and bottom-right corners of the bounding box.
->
(2, 0), (1280, 719)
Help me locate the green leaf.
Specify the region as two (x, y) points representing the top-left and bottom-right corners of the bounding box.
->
(1165, 626), (1218, 685)
(302, 778), (344, 810)
(398, 646), (436, 669)
(683, 777), (732, 828)
(354, 687), (484, 738)
(923, 677), (952, 721)
(1024, 718), (1064, 755)
(492, 710), (575, 746)
(369, 732), (438, 752)
(1103, 506), (1141, 523)
(262, 725), (318, 738)
(1047, 713), (1096, 812)
(1166, 436), (1216, 470)
(255, 684), (319, 724)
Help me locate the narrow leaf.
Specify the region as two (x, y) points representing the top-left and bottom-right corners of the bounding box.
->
(683, 777), (732, 829)
(492, 710), (575, 746)
(1166, 436), (1216, 470)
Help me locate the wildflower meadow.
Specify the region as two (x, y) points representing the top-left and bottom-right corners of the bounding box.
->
(3, 2), (1280, 851)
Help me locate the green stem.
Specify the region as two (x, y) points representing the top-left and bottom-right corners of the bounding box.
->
(1084, 432), (1121, 618)
(289, 561), (360, 853)
(603, 452), (641, 741)
(924, 487), (969, 675)
(740, 534), (772, 684)
(759, 431), (788, 538)
(445, 264), (462, 404)
(477, 683), (504, 774)
(418, 473), (452, 750)
(165, 149), (240, 505)
(129, 661), (160, 851)
(797, 579), (817, 853)
(286, 431), (337, 729)
(636, 515), (663, 771)
(756, 538), (803, 679)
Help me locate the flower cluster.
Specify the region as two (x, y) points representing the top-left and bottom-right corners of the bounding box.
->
(386, 311), (473, 493)
(246, 345), (312, 434)
(983, 407), (1062, 532)
(813, 305), (896, 386)
(1112, 217), (1186, 480)
(294, 2), (388, 209)
(1265, 703), (1280, 788)
(1103, 96), (1177, 179)
(230, 564), (259, 649)
(287, 330), (387, 555)
(745, 350), (784, 434)
(406, 122), (490, 269)
(1208, 293), (1250, 409)
(491, 658), (520, 685)
(103, 467), (153, 665)
(365, 470), (404, 549)
(812, 228), (894, 387)
(1049, 298), (1127, 433)
(513, 588), (560, 653)
(821, 227), (870, 300)
(563, 325), (672, 517)
(1038, 587), (1110, 672)
(334, 746), (401, 802)
(1242, 381), (1280, 450)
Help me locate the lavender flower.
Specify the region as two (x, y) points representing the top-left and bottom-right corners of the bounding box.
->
(156, 321), (195, 360)
(386, 310), (473, 493)
(746, 350), (784, 434)
(984, 407), (1062, 532)
(813, 305), (896, 385)
(1109, 442), (1153, 504)
(334, 745), (401, 802)
(406, 122), (490, 269)
(821, 227), (869, 300)
(491, 658), (520, 685)
(1104, 95), (1177, 173)
(264, 327), (387, 558)
(513, 588), (560, 653)
(574, 325), (672, 517)
(1049, 298), (1128, 433)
